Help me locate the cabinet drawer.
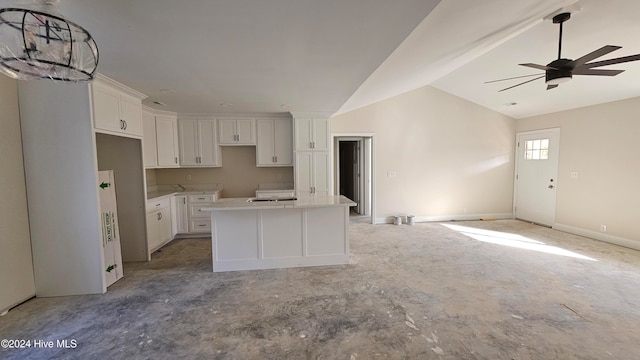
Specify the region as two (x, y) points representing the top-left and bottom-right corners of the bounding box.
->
(190, 219), (211, 233)
(147, 197), (170, 210)
(188, 193), (217, 203)
(189, 203), (213, 217)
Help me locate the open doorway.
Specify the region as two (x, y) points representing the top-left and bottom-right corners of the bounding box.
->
(333, 135), (374, 222)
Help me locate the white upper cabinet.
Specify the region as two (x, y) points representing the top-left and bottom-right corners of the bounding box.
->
(142, 108), (179, 168)
(294, 117), (329, 151)
(179, 118), (221, 167)
(92, 78), (145, 138)
(142, 109), (157, 168)
(218, 118), (256, 145)
(155, 114), (180, 167)
(256, 118), (293, 167)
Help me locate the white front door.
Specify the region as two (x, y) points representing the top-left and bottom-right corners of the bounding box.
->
(515, 128), (560, 226)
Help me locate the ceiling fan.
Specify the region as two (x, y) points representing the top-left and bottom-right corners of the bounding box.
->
(487, 12), (640, 92)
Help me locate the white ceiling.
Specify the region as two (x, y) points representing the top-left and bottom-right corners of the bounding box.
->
(52, 0), (440, 114)
(5, 0), (640, 118)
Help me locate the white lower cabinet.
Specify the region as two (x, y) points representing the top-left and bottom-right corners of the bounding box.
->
(146, 198), (172, 253)
(147, 192), (218, 250)
(188, 193), (218, 233)
(172, 195), (189, 235)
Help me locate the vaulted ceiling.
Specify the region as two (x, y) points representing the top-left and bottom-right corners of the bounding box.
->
(8, 0), (640, 118)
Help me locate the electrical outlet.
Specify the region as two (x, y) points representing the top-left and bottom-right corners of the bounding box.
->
(387, 171), (396, 178)
(570, 172), (578, 179)
(600, 225), (607, 232)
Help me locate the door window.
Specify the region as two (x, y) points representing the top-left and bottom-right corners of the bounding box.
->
(524, 138), (549, 160)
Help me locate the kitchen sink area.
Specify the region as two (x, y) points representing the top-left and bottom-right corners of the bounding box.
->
(246, 196), (297, 202)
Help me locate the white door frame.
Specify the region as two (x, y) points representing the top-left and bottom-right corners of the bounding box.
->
(332, 133), (375, 224)
(513, 128), (561, 227)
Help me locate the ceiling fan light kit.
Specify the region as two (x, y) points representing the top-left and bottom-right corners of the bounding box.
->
(488, 11), (640, 92)
(0, 0), (98, 81)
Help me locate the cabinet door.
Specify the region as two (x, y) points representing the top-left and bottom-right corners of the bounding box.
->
(174, 196), (189, 234)
(295, 152), (313, 197)
(218, 119), (237, 144)
(312, 151), (331, 196)
(256, 119), (275, 166)
(146, 211), (160, 251)
(273, 118), (293, 165)
(236, 119), (255, 144)
(158, 207), (172, 244)
(198, 119), (221, 166)
(294, 118), (313, 151)
(312, 118), (329, 151)
(119, 95), (142, 136)
(179, 119), (199, 166)
(92, 83), (121, 133)
(142, 110), (157, 168)
(156, 115), (179, 167)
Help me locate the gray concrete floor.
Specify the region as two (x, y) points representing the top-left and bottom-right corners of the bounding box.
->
(1, 219), (639, 359)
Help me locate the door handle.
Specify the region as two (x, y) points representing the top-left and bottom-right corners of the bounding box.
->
(548, 185), (554, 189)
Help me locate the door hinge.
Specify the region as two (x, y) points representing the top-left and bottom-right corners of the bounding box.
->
(516, 174), (519, 180)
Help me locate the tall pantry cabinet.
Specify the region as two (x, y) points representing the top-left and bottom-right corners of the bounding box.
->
(292, 113), (331, 197)
(18, 74), (148, 297)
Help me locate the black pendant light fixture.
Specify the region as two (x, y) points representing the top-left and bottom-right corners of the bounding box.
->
(0, 0), (98, 81)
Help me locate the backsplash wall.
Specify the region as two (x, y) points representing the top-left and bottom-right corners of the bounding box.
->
(145, 169), (157, 187)
(155, 146), (293, 197)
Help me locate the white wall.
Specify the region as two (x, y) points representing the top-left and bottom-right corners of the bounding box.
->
(0, 76), (36, 313)
(517, 97), (640, 248)
(331, 85), (516, 222)
(19, 80), (106, 296)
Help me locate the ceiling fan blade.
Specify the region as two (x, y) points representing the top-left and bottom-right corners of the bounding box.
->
(573, 68), (624, 76)
(582, 54), (640, 69)
(519, 63), (556, 71)
(572, 45), (621, 67)
(547, 84), (558, 90)
(484, 73), (543, 84)
(498, 75), (545, 92)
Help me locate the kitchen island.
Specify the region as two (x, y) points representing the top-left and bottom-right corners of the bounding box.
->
(204, 196), (356, 272)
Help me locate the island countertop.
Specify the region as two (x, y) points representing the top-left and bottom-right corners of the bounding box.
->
(203, 195), (355, 211)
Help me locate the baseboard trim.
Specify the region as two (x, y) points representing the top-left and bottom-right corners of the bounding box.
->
(374, 213), (513, 225)
(553, 223), (640, 251)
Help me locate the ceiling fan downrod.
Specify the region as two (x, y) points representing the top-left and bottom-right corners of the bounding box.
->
(553, 12), (571, 60)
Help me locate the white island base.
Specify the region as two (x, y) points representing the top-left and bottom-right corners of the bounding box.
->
(206, 196), (355, 272)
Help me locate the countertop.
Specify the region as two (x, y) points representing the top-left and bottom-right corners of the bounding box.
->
(203, 195), (356, 211)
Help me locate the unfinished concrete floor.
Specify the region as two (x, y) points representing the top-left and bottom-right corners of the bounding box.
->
(1, 219), (640, 359)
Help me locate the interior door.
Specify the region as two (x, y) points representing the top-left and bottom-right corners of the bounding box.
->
(515, 128), (560, 226)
